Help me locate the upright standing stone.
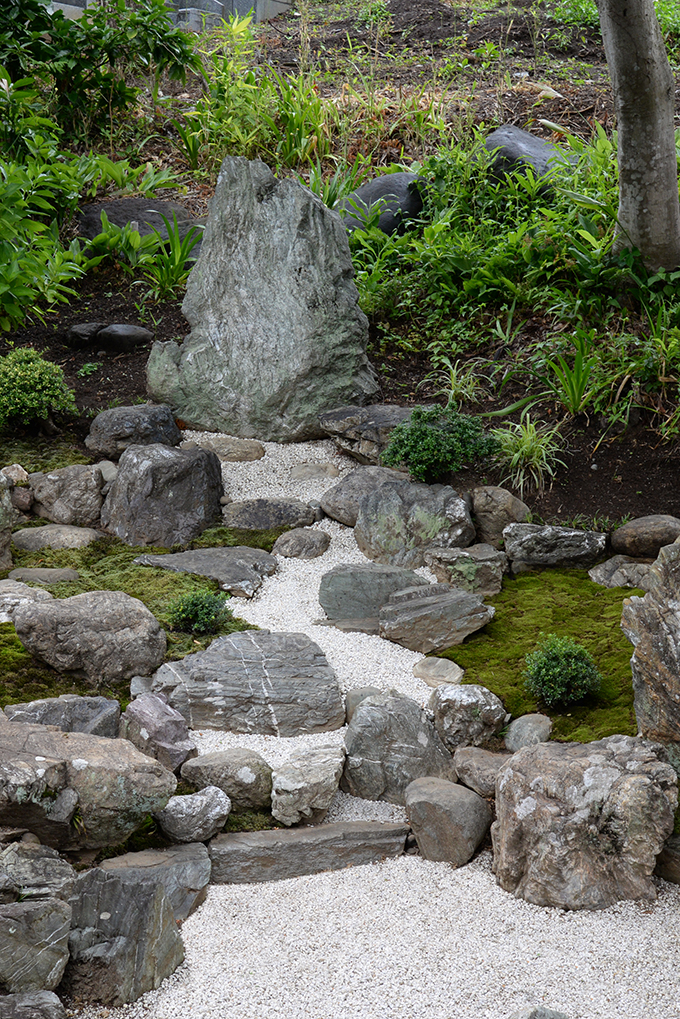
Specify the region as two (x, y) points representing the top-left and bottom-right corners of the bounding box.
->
(146, 157), (378, 441)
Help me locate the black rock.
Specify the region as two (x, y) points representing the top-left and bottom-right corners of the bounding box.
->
(337, 172), (425, 235)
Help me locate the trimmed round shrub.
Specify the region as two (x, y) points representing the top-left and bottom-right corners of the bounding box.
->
(167, 590), (231, 635)
(380, 405), (498, 483)
(524, 633), (603, 708)
(0, 348), (77, 430)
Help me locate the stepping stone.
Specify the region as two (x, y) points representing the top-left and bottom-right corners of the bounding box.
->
(222, 498), (315, 531)
(8, 568), (80, 585)
(182, 436), (265, 462)
(134, 546), (277, 598)
(379, 585), (494, 654)
(289, 463), (339, 480)
(11, 525), (100, 551)
(208, 821), (409, 883)
(272, 528), (330, 559)
(413, 657), (464, 687)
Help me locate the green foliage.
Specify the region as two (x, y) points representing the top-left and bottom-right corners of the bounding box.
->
(552, 0), (680, 42)
(223, 810), (282, 832)
(0, 434), (90, 473)
(142, 212), (203, 301)
(167, 590), (231, 635)
(0, 348), (76, 431)
(524, 632), (604, 708)
(381, 405), (497, 482)
(492, 416), (566, 497)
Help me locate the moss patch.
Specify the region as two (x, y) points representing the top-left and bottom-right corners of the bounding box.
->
(0, 435), (91, 473)
(192, 525), (287, 553)
(223, 809), (282, 832)
(437, 569), (641, 743)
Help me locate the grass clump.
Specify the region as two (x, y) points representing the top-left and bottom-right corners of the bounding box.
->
(380, 405), (498, 482)
(524, 632), (603, 707)
(0, 349), (77, 432)
(168, 590), (231, 635)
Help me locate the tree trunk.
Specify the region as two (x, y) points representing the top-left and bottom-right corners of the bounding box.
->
(597, 0), (680, 270)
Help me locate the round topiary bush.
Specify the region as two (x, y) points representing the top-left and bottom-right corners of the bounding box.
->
(380, 405), (498, 483)
(167, 590), (231, 635)
(524, 633), (603, 708)
(0, 348), (77, 431)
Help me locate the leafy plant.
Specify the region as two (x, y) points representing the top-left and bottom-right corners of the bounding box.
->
(167, 591), (231, 635)
(524, 632), (603, 707)
(142, 211), (203, 301)
(380, 405), (498, 482)
(492, 416), (566, 497)
(0, 348), (77, 431)
(421, 356), (493, 409)
(77, 362), (102, 378)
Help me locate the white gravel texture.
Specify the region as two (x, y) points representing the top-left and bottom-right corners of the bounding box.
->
(74, 435), (680, 1019)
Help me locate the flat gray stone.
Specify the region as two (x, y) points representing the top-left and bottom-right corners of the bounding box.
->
(222, 498), (315, 531)
(181, 749), (272, 811)
(289, 463), (339, 480)
(181, 436), (265, 462)
(4, 694), (120, 738)
(504, 713), (552, 752)
(134, 546), (277, 598)
(379, 585), (494, 654)
(208, 821), (408, 883)
(318, 406), (413, 465)
(485, 124), (570, 179)
(503, 523), (607, 567)
(0, 990), (67, 1019)
(99, 843), (211, 921)
(11, 525), (100, 551)
(453, 746), (511, 797)
(405, 776), (492, 865)
(319, 563), (429, 620)
(337, 172), (424, 235)
(272, 528), (330, 559)
(413, 658), (464, 687)
(8, 568), (80, 586)
(588, 555), (655, 591)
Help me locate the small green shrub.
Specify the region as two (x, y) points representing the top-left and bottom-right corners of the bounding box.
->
(380, 405), (498, 482)
(167, 590), (231, 635)
(524, 633), (603, 708)
(0, 348), (77, 431)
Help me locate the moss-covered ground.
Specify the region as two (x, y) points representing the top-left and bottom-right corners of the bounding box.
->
(437, 569), (641, 743)
(0, 434), (91, 474)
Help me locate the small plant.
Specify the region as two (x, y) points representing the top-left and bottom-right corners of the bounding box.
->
(421, 356), (493, 409)
(524, 633), (603, 707)
(142, 211), (203, 301)
(76, 361), (102, 377)
(0, 348), (77, 431)
(167, 590), (231, 635)
(492, 416), (566, 497)
(380, 405), (498, 482)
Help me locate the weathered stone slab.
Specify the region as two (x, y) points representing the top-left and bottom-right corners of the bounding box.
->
(503, 523), (607, 567)
(319, 466), (402, 524)
(85, 404), (181, 459)
(318, 406), (412, 464)
(379, 585), (494, 653)
(222, 498), (315, 531)
(134, 546), (277, 598)
(589, 555), (655, 591)
(208, 821), (408, 883)
(4, 694), (120, 738)
(319, 563), (428, 620)
(425, 543), (508, 597)
(405, 776), (492, 865)
(8, 568), (80, 586)
(10, 525), (100, 551)
(181, 435), (265, 462)
(0, 475), (16, 570)
(99, 843), (211, 921)
(0, 898), (71, 993)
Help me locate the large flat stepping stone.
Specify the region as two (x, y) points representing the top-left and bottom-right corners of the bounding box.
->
(208, 821), (409, 883)
(8, 568), (81, 585)
(222, 498), (315, 531)
(319, 563), (429, 620)
(379, 585), (494, 654)
(151, 630), (345, 736)
(11, 525), (101, 551)
(134, 546), (277, 598)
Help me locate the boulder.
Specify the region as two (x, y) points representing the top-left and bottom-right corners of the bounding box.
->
(181, 749), (272, 811)
(0, 991), (67, 1019)
(0, 721), (176, 849)
(508, 1011), (569, 1019)
(471, 486), (530, 548)
(319, 466), (401, 525)
(504, 713), (552, 752)
(345, 686), (382, 723)
(355, 480), (475, 568)
(341, 691), (456, 804)
(425, 543), (508, 597)
(151, 630), (344, 735)
(92, 324), (154, 353)
(3, 694), (120, 738)
(271, 745), (345, 826)
(379, 584), (494, 653)
(485, 124), (570, 179)
(77, 197), (197, 243)
(0, 899), (71, 993)
(11, 487), (33, 514)
(318, 406), (413, 464)
(611, 514), (680, 558)
(453, 746), (511, 797)
(99, 842), (211, 921)
(118, 693), (197, 772)
(655, 833), (680, 885)
(101, 443), (222, 547)
(154, 786), (231, 843)
(61, 867), (184, 1005)
(272, 527), (330, 559)
(13, 590), (166, 686)
(503, 523), (607, 567)
(0, 844), (75, 901)
(8, 568), (80, 586)
(146, 156), (377, 441)
(430, 684), (509, 752)
(413, 657), (464, 688)
(319, 563), (429, 621)
(208, 822), (408, 883)
(492, 735), (678, 909)
(28, 466), (103, 527)
(181, 435), (265, 462)
(405, 776), (492, 865)
(85, 404), (181, 459)
(222, 498), (315, 531)
(134, 545), (277, 598)
(588, 555), (655, 591)
(336, 171), (425, 235)
(1, 465), (29, 485)
(0, 581), (52, 624)
(0, 475), (17, 570)
(10, 525), (100, 552)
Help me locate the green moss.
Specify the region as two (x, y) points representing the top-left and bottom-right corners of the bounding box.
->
(223, 809), (282, 832)
(437, 569), (640, 743)
(192, 526), (288, 553)
(0, 435), (91, 473)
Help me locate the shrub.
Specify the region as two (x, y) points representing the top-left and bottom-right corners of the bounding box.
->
(167, 590), (231, 635)
(524, 633), (603, 707)
(0, 348), (77, 430)
(380, 404), (497, 482)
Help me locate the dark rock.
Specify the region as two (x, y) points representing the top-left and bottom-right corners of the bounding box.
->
(588, 555), (655, 591)
(154, 786), (231, 843)
(85, 404), (181, 459)
(405, 776), (492, 865)
(11, 488), (33, 514)
(319, 563), (428, 620)
(272, 527), (330, 558)
(8, 568), (80, 585)
(471, 485), (531, 548)
(379, 585), (494, 653)
(0, 476), (16, 571)
(504, 713), (552, 752)
(425, 543), (508, 597)
(181, 749), (272, 811)
(208, 821), (408, 883)
(0, 899), (71, 992)
(319, 466), (401, 525)
(29, 465), (103, 527)
(430, 684), (509, 752)
(0, 990), (67, 1019)
(336, 172), (425, 235)
(318, 405), (413, 464)
(611, 515), (680, 558)
(345, 686), (382, 723)
(77, 197), (196, 242)
(94, 324), (153, 353)
(134, 545), (277, 598)
(119, 693), (197, 772)
(99, 843), (211, 921)
(503, 523), (607, 567)
(0, 844), (75, 902)
(64, 322), (105, 348)
(655, 832), (680, 885)
(3, 694), (120, 738)
(453, 746), (511, 797)
(10, 525), (100, 551)
(271, 745), (345, 826)
(222, 498), (315, 531)
(485, 124), (570, 179)
(101, 443), (222, 547)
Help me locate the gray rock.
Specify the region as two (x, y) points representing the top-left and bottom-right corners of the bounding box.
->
(425, 543), (508, 597)
(11, 486), (33, 514)
(430, 684), (509, 752)
(13, 590), (166, 686)
(504, 713), (552, 752)
(1, 465), (29, 485)
(62, 867), (184, 1004)
(3, 694), (120, 738)
(355, 480), (475, 568)
(453, 746), (511, 797)
(289, 463), (339, 480)
(319, 563), (429, 621)
(101, 443), (222, 547)
(29, 466), (103, 527)
(181, 749), (272, 811)
(379, 585), (495, 653)
(119, 693), (197, 773)
(99, 842), (211, 921)
(208, 821), (408, 883)
(503, 523), (607, 567)
(10, 525), (100, 551)
(507, 1011), (570, 1019)
(146, 156), (377, 441)
(85, 404), (181, 459)
(471, 486), (531, 549)
(0, 898), (71, 993)
(154, 786), (231, 843)
(134, 545), (277, 598)
(0, 581), (53, 624)
(611, 514), (680, 558)
(405, 776), (492, 865)
(0, 991), (66, 1019)
(492, 735), (678, 909)
(412, 657), (464, 687)
(271, 745), (345, 826)
(0, 844), (75, 902)
(485, 124), (570, 179)
(655, 832), (680, 885)
(151, 630), (344, 736)
(588, 555), (655, 591)
(319, 466), (401, 525)
(272, 527), (330, 559)
(8, 568), (80, 586)
(77, 197), (197, 243)
(0, 721), (176, 850)
(318, 406), (413, 465)
(0, 476), (17, 570)
(341, 691), (456, 804)
(94, 324), (154, 353)
(182, 435), (265, 461)
(345, 686), (382, 723)
(337, 171), (425, 235)
(0, 869), (20, 903)
(222, 498), (315, 531)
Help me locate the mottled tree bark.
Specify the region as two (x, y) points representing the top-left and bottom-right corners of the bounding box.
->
(597, 0), (680, 269)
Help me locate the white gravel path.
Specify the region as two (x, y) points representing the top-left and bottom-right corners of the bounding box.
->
(78, 435), (680, 1019)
